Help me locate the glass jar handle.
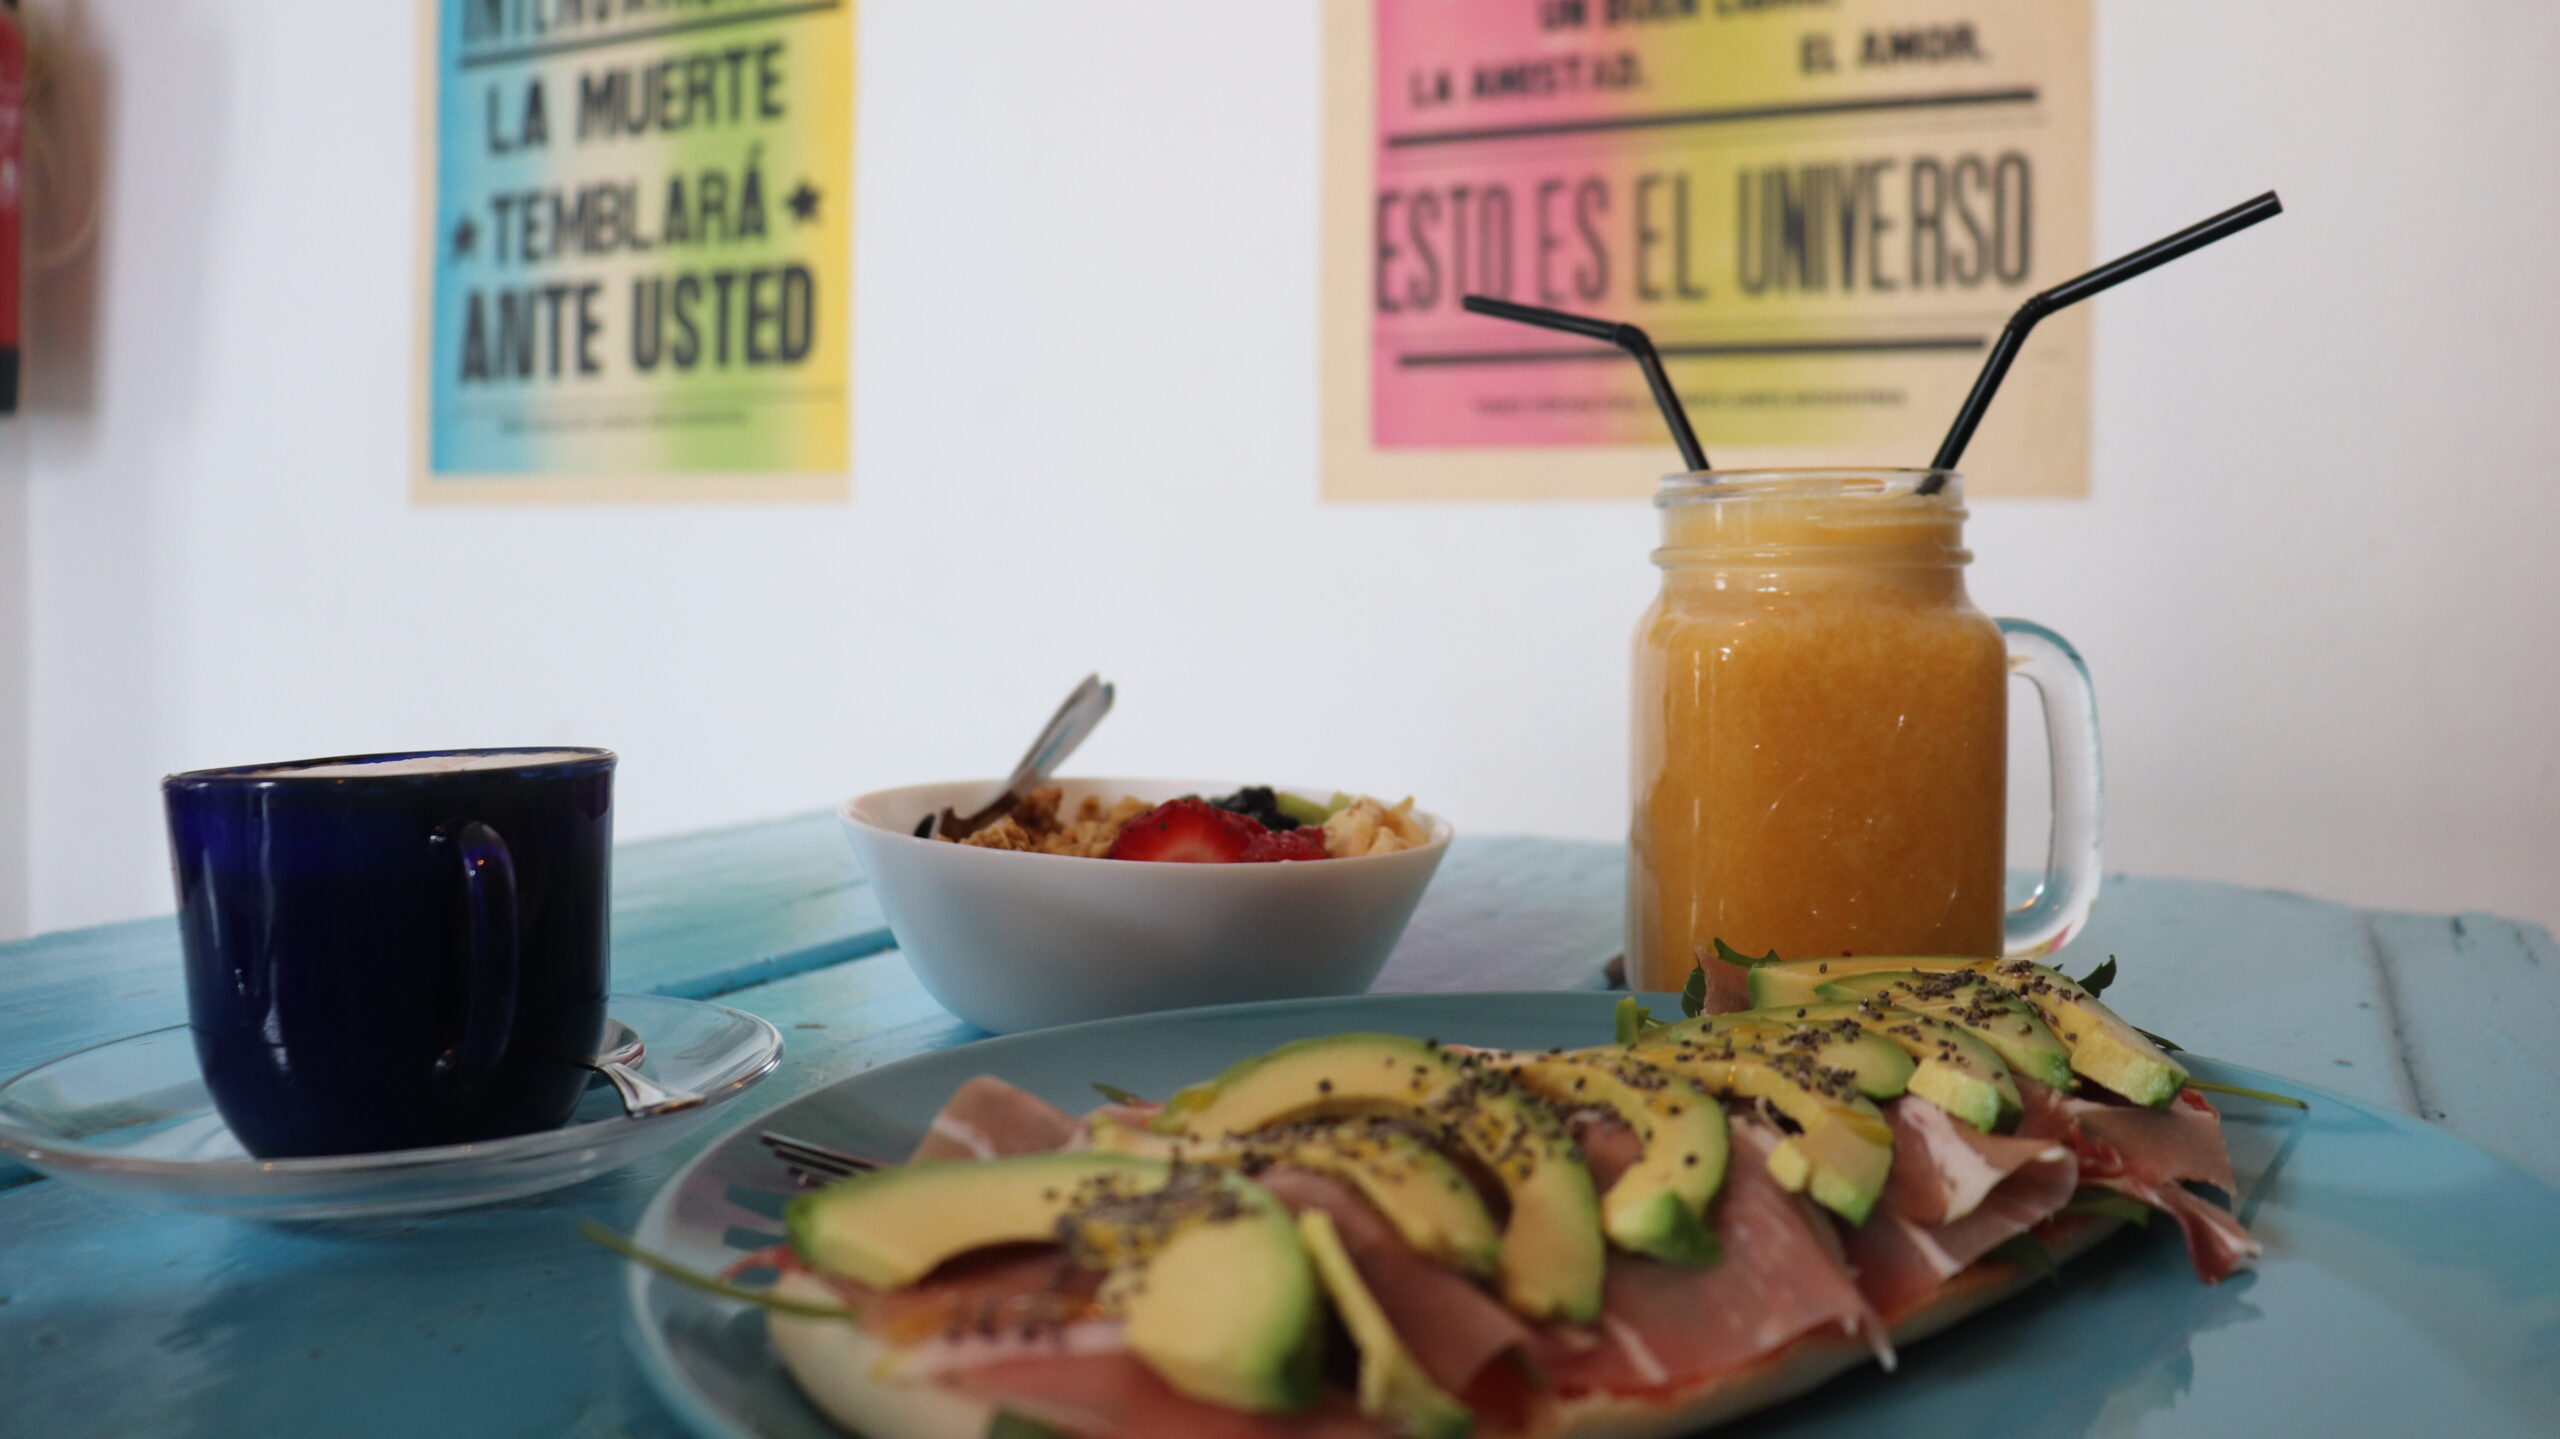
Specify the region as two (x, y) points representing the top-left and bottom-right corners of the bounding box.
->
(1997, 619), (2104, 958)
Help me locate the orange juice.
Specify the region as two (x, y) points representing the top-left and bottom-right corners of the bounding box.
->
(1629, 471), (2009, 1010)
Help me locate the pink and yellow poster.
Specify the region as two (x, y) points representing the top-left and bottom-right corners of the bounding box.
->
(1323, 0), (2091, 501)
(417, 0), (853, 503)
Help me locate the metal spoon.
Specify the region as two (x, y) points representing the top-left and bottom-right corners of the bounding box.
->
(917, 673), (1117, 841)
(589, 1018), (705, 1119)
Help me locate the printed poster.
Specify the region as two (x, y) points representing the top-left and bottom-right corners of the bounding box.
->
(417, 0), (853, 503)
(1323, 0), (2092, 501)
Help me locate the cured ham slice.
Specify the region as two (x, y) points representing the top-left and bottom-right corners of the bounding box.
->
(844, 1248), (1104, 1343)
(1882, 1096), (2072, 1225)
(949, 1352), (1390, 1439)
(909, 1076), (1082, 1161)
(1255, 1168), (1540, 1397)
(1563, 1107), (1646, 1192)
(2017, 1079), (2259, 1282)
(1536, 1116), (1892, 1395)
(1847, 1128), (2079, 1320)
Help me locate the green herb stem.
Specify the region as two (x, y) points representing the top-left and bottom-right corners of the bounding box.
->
(578, 1219), (861, 1319)
(2183, 1079), (2309, 1110)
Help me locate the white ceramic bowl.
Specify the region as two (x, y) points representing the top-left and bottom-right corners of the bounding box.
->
(839, 778), (1453, 1034)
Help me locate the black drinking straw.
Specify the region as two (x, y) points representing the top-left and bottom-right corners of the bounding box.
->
(1461, 295), (1710, 472)
(1922, 190), (2284, 491)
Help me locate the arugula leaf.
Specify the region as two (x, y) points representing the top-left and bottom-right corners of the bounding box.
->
(2135, 1025), (2185, 1053)
(1985, 1232), (2060, 1286)
(579, 1220), (859, 1319)
(2059, 1190), (2155, 1227)
(1614, 996), (1661, 1046)
(2076, 956), (2119, 997)
(988, 1414), (1071, 1439)
(1681, 962), (1708, 1019)
(1711, 938), (1783, 969)
(2183, 1078), (2309, 1109)
(1092, 1082), (1148, 1106)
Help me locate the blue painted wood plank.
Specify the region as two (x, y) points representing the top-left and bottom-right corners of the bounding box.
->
(0, 955), (965, 1439)
(2366, 908), (2560, 1183)
(0, 812), (885, 1190)
(1375, 836), (1622, 992)
(0, 813), (884, 1080)
(2050, 875), (2414, 1116)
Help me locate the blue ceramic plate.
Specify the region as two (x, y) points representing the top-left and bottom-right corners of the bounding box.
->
(623, 991), (2560, 1438)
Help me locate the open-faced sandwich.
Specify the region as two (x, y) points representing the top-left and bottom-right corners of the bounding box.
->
(736, 956), (2261, 1437)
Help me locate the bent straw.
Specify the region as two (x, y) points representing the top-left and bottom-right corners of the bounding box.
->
(1461, 295), (1709, 472)
(1923, 191), (2284, 492)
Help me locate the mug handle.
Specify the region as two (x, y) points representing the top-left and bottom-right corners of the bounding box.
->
(437, 819), (521, 1083)
(1997, 619), (2104, 958)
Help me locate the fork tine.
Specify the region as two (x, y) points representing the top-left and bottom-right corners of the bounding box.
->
(761, 1143), (863, 1181)
(758, 1129), (884, 1183)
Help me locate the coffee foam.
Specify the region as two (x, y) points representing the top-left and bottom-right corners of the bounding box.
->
(246, 751), (600, 779)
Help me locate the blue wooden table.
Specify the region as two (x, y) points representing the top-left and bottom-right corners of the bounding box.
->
(0, 818), (2552, 1439)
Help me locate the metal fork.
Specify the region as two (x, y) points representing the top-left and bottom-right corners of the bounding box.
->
(760, 1129), (887, 1187)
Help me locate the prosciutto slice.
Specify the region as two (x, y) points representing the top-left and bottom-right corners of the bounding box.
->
(1256, 1168), (1540, 1398)
(1881, 1097), (2072, 1225)
(1535, 1115), (1892, 1396)
(2018, 1080), (2259, 1282)
(1564, 1107), (1646, 1192)
(909, 1076), (1082, 1161)
(1845, 1113), (2079, 1320)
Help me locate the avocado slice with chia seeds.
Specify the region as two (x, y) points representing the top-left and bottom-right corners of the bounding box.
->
(1744, 955), (1980, 1008)
(1089, 1112), (1501, 1278)
(1626, 1034), (1894, 1226)
(789, 1153), (1321, 1413)
(1815, 968), (2078, 1092)
(1672, 1001), (2020, 1131)
(1493, 1051), (1727, 1267)
(1976, 958), (2189, 1107)
(1659, 1011), (1918, 1101)
(1789, 957), (2186, 1105)
(1156, 1033), (1605, 1324)
(1298, 1209), (1475, 1439)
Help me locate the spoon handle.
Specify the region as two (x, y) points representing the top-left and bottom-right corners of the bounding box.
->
(1005, 673), (1115, 793)
(598, 1059), (706, 1118)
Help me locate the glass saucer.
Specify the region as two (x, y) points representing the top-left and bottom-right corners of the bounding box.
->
(0, 993), (781, 1220)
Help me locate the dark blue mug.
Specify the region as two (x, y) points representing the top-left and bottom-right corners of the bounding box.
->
(163, 748), (615, 1158)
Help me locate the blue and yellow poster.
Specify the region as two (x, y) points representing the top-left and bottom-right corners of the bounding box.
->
(418, 0), (853, 502)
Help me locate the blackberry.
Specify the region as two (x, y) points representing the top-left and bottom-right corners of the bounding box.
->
(1206, 785), (1298, 831)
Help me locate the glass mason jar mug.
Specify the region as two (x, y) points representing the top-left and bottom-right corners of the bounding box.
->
(1628, 470), (2101, 1012)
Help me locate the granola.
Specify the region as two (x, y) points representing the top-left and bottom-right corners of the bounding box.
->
(940, 786), (1429, 862)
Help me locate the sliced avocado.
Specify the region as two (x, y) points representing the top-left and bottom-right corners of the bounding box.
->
(1978, 959), (2189, 1107)
(1816, 969), (2078, 1092)
(1298, 1209), (1474, 1439)
(1089, 1114), (1501, 1278)
(1743, 955), (1980, 1008)
(1494, 1052), (1726, 1267)
(1814, 1000), (2020, 1131)
(788, 1151), (1163, 1287)
(1663, 1012), (1917, 1101)
(1628, 1036), (1893, 1226)
(1273, 791), (1334, 828)
(1686, 1002), (2019, 1132)
(1158, 1033), (1605, 1324)
(788, 1155), (1320, 1413)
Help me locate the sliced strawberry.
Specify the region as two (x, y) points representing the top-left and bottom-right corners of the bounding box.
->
(1104, 799), (1260, 863)
(1241, 827), (1329, 863)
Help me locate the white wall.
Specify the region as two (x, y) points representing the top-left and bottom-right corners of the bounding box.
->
(15, 0), (2559, 940)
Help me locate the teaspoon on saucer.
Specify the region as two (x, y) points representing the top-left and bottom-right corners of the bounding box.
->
(590, 1019), (706, 1119)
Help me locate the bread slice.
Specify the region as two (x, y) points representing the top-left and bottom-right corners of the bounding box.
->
(766, 1216), (2123, 1438)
